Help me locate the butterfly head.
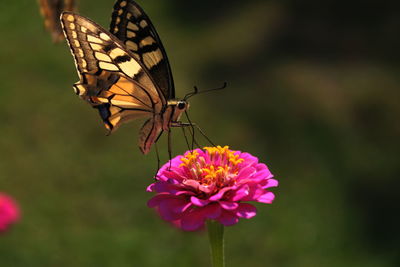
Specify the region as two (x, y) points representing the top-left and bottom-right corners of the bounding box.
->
(166, 99), (190, 123)
(177, 100), (189, 111)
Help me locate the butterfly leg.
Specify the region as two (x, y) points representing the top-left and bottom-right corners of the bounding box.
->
(181, 127), (192, 151)
(167, 128), (172, 170)
(192, 123), (216, 147)
(154, 143), (161, 180)
(185, 111), (196, 150)
(171, 122), (204, 148)
(175, 122), (215, 147)
(176, 122), (195, 151)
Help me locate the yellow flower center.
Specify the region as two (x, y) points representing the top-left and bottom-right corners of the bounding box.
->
(180, 146), (244, 187)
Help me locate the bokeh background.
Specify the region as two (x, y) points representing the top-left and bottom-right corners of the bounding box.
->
(1, 0), (399, 266)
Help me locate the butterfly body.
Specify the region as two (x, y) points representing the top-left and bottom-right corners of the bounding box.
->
(61, 1), (189, 154)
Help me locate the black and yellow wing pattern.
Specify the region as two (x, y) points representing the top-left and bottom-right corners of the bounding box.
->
(61, 1), (189, 154)
(110, 0), (175, 99)
(60, 12), (168, 153)
(38, 0), (76, 42)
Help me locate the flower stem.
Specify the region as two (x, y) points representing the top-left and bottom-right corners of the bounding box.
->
(207, 220), (225, 267)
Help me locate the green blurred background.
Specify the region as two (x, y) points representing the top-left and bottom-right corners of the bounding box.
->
(1, 0), (399, 266)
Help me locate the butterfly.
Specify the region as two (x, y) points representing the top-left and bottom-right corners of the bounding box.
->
(60, 0), (191, 154)
(38, 0), (76, 42)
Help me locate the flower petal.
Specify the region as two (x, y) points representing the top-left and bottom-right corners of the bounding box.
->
(180, 203), (222, 231)
(263, 178), (278, 189)
(217, 210), (239, 226)
(257, 192), (275, 203)
(209, 187), (232, 201)
(235, 203), (257, 218)
(231, 185), (250, 201)
(191, 196), (210, 207)
(147, 194), (170, 207)
(237, 166), (256, 179)
(180, 209), (206, 231)
(183, 179), (201, 190)
(158, 198), (187, 221)
(146, 183), (156, 192)
(219, 201), (239, 210)
(205, 204), (222, 219)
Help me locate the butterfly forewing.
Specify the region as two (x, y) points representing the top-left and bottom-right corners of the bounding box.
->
(38, 0), (76, 42)
(110, 0), (175, 99)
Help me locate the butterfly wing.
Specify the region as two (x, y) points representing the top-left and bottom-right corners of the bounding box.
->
(38, 0), (75, 42)
(110, 0), (175, 99)
(138, 117), (163, 154)
(61, 12), (165, 153)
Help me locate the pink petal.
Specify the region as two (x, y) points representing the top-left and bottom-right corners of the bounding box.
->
(198, 184), (216, 194)
(263, 179), (278, 189)
(250, 169), (273, 181)
(237, 166), (256, 179)
(239, 185), (267, 201)
(257, 192), (275, 203)
(152, 181), (172, 193)
(183, 179), (201, 190)
(219, 201), (239, 210)
(205, 204), (222, 219)
(158, 198), (187, 221)
(161, 170), (185, 182)
(180, 204), (221, 231)
(209, 187), (232, 201)
(147, 194), (171, 207)
(153, 181), (196, 196)
(235, 203), (257, 218)
(173, 202), (192, 213)
(255, 163), (268, 171)
(146, 183), (156, 192)
(191, 196), (210, 207)
(239, 152), (259, 165)
(176, 190), (196, 196)
(180, 210), (206, 231)
(217, 210), (239, 226)
(231, 185), (250, 201)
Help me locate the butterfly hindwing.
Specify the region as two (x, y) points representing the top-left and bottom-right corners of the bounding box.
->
(80, 74), (158, 132)
(38, 0), (76, 42)
(138, 117), (163, 154)
(110, 0), (175, 99)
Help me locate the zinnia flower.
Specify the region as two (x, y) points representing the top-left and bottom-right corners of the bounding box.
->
(147, 146), (278, 231)
(0, 193), (20, 233)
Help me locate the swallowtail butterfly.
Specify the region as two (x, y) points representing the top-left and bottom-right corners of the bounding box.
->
(61, 0), (190, 154)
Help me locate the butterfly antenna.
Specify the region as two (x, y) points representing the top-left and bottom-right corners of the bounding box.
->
(184, 82), (227, 101)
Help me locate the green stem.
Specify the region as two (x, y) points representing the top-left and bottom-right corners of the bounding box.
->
(207, 220), (225, 267)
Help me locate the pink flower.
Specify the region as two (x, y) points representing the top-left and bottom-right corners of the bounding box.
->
(0, 193), (20, 233)
(147, 146), (278, 231)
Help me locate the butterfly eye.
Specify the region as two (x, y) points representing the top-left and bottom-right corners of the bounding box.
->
(177, 102), (186, 110)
